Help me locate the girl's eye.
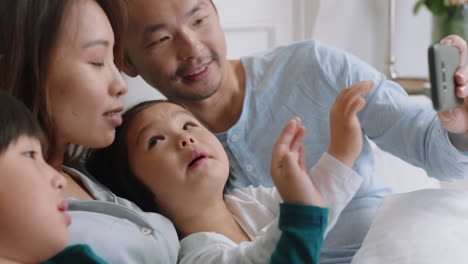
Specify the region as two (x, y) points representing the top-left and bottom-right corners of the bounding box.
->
(148, 136), (163, 149)
(183, 122), (196, 130)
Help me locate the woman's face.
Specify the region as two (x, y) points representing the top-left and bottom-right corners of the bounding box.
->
(46, 0), (127, 149)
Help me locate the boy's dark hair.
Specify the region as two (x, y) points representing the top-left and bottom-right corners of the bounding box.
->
(0, 90), (44, 155)
(86, 100), (166, 212)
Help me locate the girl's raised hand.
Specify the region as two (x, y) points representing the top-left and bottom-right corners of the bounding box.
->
(328, 81), (373, 167)
(271, 118), (325, 207)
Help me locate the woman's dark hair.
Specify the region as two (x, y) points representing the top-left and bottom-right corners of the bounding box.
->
(0, 90), (45, 155)
(0, 0), (127, 164)
(86, 100), (166, 212)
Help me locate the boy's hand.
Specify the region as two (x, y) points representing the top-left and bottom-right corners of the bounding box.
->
(271, 118), (326, 207)
(328, 81), (373, 167)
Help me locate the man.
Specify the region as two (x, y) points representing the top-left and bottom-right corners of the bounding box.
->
(122, 0), (468, 262)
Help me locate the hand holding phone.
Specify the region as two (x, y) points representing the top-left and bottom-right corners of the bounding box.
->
(428, 44), (464, 112)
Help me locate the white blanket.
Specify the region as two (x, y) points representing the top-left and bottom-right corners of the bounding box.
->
(351, 189), (468, 264)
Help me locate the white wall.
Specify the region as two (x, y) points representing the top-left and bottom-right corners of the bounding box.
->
(313, 0), (432, 78)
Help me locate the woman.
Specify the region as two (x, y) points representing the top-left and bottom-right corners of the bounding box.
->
(0, 1), (179, 263)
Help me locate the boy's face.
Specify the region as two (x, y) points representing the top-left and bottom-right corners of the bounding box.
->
(0, 136), (70, 262)
(124, 0), (228, 103)
(126, 102), (229, 213)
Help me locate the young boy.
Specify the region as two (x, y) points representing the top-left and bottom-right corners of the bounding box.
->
(0, 91), (105, 264)
(87, 84), (370, 263)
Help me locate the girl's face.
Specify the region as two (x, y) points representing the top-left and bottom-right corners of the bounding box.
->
(0, 136), (69, 263)
(46, 0), (127, 149)
(126, 102), (229, 213)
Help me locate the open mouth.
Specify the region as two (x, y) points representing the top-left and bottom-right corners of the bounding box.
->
(181, 61), (212, 82)
(186, 64), (208, 76)
(188, 153), (208, 168)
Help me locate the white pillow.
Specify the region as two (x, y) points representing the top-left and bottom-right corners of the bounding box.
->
(351, 189), (468, 264)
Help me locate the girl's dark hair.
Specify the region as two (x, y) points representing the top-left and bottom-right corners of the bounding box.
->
(86, 100), (166, 212)
(0, 0), (127, 164)
(87, 99), (235, 212)
(0, 90), (44, 155)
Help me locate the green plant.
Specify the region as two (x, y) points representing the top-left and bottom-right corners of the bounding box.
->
(414, 0), (466, 15)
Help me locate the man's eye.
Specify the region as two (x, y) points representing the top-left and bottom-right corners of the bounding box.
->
(146, 36), (171, 48)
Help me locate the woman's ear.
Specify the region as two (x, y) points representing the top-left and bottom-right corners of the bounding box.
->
(123, 55), (138, 77)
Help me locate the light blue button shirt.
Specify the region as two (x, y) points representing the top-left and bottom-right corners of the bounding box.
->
(64, 166), (180, 264)
(216, 40), (468, 263)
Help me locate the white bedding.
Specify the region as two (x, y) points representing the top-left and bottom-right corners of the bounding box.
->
(351, 189), (468, 264)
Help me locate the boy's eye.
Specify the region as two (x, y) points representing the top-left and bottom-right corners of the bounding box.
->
(23, 151), (36, 159)
(183, 122), (196, 130)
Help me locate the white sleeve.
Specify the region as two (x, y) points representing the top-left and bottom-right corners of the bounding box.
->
(227, 186), (282, 216)
(309, 152), (363, 236)
(178, 223), (281, 264)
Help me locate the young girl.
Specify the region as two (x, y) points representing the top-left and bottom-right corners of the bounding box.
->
(87, 84), (370, 263)
(0, 1), (179, 263)
(0, 91), (108, 264)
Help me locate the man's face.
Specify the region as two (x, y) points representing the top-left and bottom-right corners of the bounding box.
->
(125, 0), (228, 103)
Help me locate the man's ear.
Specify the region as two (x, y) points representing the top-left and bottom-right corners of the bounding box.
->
(123, 55), (139, 77)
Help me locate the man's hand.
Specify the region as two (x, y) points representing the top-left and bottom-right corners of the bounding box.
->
(438, 35), (468, 149)
(328, 81), (373, 167)
(270, 118), (326, 207)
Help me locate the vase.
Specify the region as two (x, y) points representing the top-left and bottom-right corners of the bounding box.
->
(432, 3), (468, 43)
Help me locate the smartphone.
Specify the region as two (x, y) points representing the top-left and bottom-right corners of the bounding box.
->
(428, 44), (463, 112)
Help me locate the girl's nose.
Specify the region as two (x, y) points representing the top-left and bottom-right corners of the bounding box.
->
(180, 137), (195, 147)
